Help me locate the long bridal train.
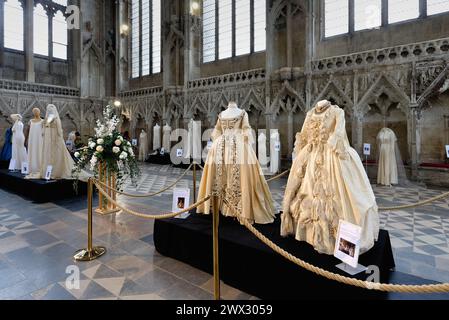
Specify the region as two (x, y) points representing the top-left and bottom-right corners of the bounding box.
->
(281, 100), (380, 255)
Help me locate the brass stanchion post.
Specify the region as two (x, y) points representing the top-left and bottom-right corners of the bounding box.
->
(193, 162), (197, 203)
(212, 194), (220, 300)
(98, 162), (104, 210)
(74, 178), (107, 261)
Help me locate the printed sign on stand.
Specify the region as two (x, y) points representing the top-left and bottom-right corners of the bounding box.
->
(334, 220), (366, 274)
(176, 148), (183, 157)
(446, 145), (449, 159)
(274, 142), (281, 152)
(160, 148), (165, 155)
(172, 188), (191, 219)
(8, 159), (16, 171)
(45, 165), (53, 181)
(21, 162), (29, 175)
(207, 140), (213, 150)
(363, 143), (371, 156)
(132, 139), (138, 146)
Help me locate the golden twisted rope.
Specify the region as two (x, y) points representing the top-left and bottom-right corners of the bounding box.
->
(94, 163), (194, 198)
(222, 199), (449, 293)
(378, 191), (449, 211)
(266, 170), (290, 182)
(93, 179), (210, 219)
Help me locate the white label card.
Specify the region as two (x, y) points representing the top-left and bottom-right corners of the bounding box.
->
(363, 143), (371, 156)
(176, 149), (183, 157)
(45, 165), (53, 181)
(172, 188), (191, 219)
(446, 145), (449, 159)
(8, 159), (16, 171)
(207, 141), (213, 150)
(274, 142), (281, 152)
(21, 162), (29, 175)
(132, 139), (138, 146)
(160, 148), (165, 155)
(334, 220), (362, 268)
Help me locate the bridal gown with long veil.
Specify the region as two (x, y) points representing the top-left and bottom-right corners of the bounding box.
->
(281, 104), (379, 254)
(197, 110), (276, 224)
(41, 105), (75, 180)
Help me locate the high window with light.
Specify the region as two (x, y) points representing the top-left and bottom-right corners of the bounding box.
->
(4, 0), (24, 51)
(202, 0), (266, 63)
(324, 0), (449, 38)
(130, 0), (162, 79)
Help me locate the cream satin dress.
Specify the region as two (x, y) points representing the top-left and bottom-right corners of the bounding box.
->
(197, 110), (276, 224)
(377, 128), (398, 186)
(281, 105), (379, 254)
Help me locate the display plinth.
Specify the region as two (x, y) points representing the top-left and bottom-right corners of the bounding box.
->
(146, 153), (172, 165)
(0, 169), (87, 203)
(154, 213), (396, 300)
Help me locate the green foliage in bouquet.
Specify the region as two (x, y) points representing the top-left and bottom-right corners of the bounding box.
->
(72, 105), (140, 189)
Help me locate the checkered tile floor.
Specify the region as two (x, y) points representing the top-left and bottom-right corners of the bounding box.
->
(0, 163), (448, 300)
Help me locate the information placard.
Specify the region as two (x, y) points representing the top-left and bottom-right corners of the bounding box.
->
(363, 143), (371, 156)
(446, 145), (449, 159)
(45, 165), (53, 181)
(334, 220), (362, 268)
(172, 188), (191, 219)
(132, 139), (138, 146)
(176, 148), (183, 157)
(21, 162), (29, 175)
(274, 142), (281, 152)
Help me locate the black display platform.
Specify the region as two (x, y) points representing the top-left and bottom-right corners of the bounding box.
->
(146, 153), (172, 165)
(154, 213), (396, 300)
(0, 169), (87, 203)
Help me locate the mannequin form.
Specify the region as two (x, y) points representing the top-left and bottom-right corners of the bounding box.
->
(377, 127), (398, 186)
(258, 132), (268, 168)
(162, 123), (172, 152)
(184, 119), (193, 159)
(220, 101), (242, 119)
(192, 120), (202, 161)
(41, 104), (75, 180)
(153, 124), (161, 150)
(270, 129), (281, 174)
(26, 108), (43, 178)
(139, 129), (148, 161)
(9, 114), (27, 171)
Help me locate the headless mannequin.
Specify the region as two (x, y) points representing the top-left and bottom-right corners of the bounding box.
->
(315, 100), (332, 114)
(221, 101), (243, 119)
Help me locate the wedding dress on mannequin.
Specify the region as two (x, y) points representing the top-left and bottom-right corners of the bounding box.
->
(9, 114), (28, 171)
(377, 128), (398, 186)
(26, 108), (43, 178)
(197, 102), (275, 224)
(258, 132), (268, 168)
(139, 130), (148, 161)
(153, 124), (161, 150)
(270, 129), (281, 174)
(41, 104), (75, 180)
(281, 100), (379, 254)
(162, 123), (172, 152)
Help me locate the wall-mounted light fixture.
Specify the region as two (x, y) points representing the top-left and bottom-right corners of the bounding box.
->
(120, 24), (129, 37)
(191, 1), (200, 15)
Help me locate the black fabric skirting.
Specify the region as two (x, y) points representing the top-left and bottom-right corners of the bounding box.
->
(0, 169), (87, 203)
(154, 213), (396, 300)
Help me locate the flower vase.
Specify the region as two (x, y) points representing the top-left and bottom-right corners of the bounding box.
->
(95, 161), (121, 215)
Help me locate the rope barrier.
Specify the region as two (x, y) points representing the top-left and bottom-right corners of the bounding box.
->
(222, 199), (449, 293)
(266, 170), (290, 183)
(378, 191), (449, 211)
(93, 179), (210, 220)
(94, 163), (194, 198)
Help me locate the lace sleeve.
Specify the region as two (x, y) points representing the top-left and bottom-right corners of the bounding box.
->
(293, 113), (310, 156)
(241, 112), (254, 144)
(327, 108), (349, 159)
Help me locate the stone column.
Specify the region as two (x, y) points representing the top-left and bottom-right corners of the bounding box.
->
(352, 112), (364, 155)
(408, 104), (421, 179)
(24, 0), (35, 82)
(48, 8), (55, 75)
(146, 114), (154, 150)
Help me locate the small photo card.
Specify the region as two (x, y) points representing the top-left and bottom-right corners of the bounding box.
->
(132, 139), (138, 146)
(363, 143), (371, 156)
(160, 147), (165, 155)
(8, 159), (16, 171)
(176, 148), (183, 157)
(172, 188), (191, 219)
(45, 165), (53, 181)
(334, 220), (362, 269)
(21, 162), (29, 175)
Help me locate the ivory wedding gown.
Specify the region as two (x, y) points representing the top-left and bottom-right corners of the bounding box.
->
(197, 110), (276, 224)
(27, 119), (43, 177)
(281, 104), (379, 254)
(10, 120), (28, 170)
(41, 105), (75, 180)
(377, 128), (398, 186)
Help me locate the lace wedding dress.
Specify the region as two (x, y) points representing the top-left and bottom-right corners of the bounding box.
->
(197, 110), (276, 224)
(377, 128), (398, 186)
(281, 103), (379, 254)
